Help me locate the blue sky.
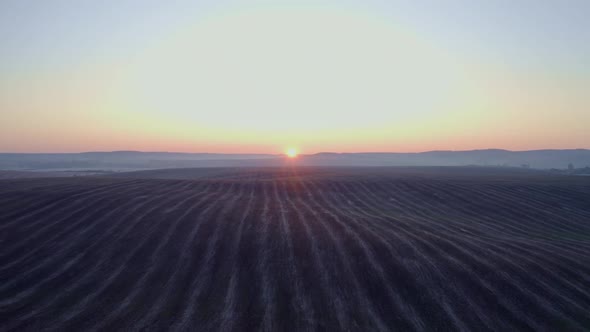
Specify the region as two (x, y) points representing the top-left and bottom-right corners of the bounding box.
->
(2, 0), (587, 71)
(1, 0), (588, 153)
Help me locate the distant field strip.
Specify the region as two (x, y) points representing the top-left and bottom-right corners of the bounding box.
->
(1, 168), (590, 331)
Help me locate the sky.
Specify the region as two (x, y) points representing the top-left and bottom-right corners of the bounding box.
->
(1, 0), (588, 154)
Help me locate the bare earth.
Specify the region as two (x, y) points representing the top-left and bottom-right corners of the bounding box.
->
(1, 167), (589, 331)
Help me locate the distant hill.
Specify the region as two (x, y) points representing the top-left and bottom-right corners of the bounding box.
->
(0, 152), (279, 171)
(0, 149), (588, 171)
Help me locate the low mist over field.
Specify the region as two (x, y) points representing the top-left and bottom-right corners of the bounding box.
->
(1, 149), (590, 172)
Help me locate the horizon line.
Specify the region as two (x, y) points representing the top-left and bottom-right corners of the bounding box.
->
(1, 148), (589, 155)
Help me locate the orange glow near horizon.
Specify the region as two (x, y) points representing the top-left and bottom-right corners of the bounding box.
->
(1, 5), (589, 154)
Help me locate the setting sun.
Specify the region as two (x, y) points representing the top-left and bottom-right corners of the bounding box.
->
(286, 148), (298, 158)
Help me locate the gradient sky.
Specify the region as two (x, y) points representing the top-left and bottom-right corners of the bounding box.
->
(1, 0), (588, 154)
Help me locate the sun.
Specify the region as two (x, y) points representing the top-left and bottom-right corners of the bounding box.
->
(286, 148), (298, 158)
